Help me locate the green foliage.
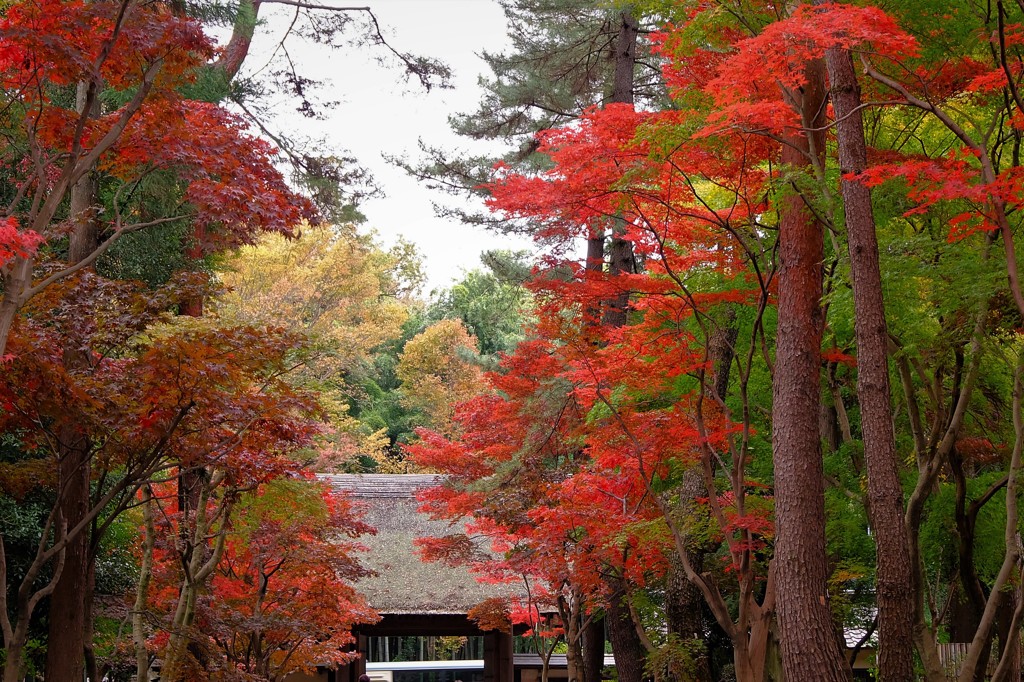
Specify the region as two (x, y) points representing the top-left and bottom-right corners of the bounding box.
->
(232, 477), (330, 542)
(94, 512), (140, 596)
(344, 309), (428, 459)
(920, 476), (1010, 584)
(645, 633), (707, 682)
(428, 250), (535, 357)
(97, 222), (190, 287)
(0, 492), (53, 585)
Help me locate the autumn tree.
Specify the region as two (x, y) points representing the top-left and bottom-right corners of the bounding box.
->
(145, 478), (377, 681)
(404, 5), (673, 676)
(0, 2), (335, 676)
(397, 319), (486, 437)
(216, 226), (421, 469)
(845, 2), (1024, 677)
(119, 319), (370, 682)
(0, 0), (320, 356)
(819, 18), (916, 682)
(695, 11), (854, 679)
(0, 1), (448, 680)
(412, 2), (1024, 681)
(411, 82), (794, 679)
(0, 277), (322, 682)
(411, 339), (656, 682)
(0, 6), (354, 679)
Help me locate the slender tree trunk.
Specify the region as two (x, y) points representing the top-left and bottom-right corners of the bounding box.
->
(822, 45), (916, 682)
(0, 270), (25, 357)
(732, 625), (772, 682)
(83, 550), (99, 682)
(559, 594), (585, 682)
(215, 0), (263, 79)
(991, 593), (1019, 680)
(160, 472), (233, 682)
(134, 486), (157, 682)
(45, 82), (102, 679)
(771, 56), (851, 681)
(956, 352), (1024, 682)
(991, 568), (1024, 682)
(2, 634), (27, 682)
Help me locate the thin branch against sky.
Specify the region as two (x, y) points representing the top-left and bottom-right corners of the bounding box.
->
(239, 0), (534, 293)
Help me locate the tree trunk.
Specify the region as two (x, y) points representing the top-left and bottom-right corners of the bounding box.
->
(160, 468), (235, 682)
(822, 44), (916, 682)
(732, 631), (771, 682)
(601, 8), (638, 330)
(585, 229), (606, 326)
(610, 8), (637, 105)
(45, 83), (102, 679)
(2, 635), (27, 682)
(0, 269), (25, 357)
(84, 550), (99, 682)
(44, 424), (91, 682)
(991, 573), (1024, 682)
(666, 468), (714, 682)
(771, 55), (851, 682)
(602, 220), (635, 328)
(559, 594), (585, 682)
(134, 487), (157, 682)
(582, 616), (605, 682)
(606, 577), (646, 682)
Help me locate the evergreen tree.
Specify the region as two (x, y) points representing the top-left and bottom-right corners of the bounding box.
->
(398, 0), (666, 232)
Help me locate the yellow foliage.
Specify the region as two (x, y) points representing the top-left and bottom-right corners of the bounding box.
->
(397, 319), (486, 435)
(216, 225), (408, 376)
(215, 226), (414, 465)
(370, 449), (422, 474)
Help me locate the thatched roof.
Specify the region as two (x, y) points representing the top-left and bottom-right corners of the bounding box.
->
(322, 474), (515, 616)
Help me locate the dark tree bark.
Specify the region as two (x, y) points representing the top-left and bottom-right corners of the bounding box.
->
(610, 9), (638, 106)
(582, 616), (605, 682)
(593, 14), (648, 674)
(44, 426), (91, 682)
(601, 9), (639, 330)
(585, 228), (606, 326)
(84, 551), (99, 682)
(666, 504), (713, 682)
(771, 56), (851, 681)
(823, 44), (916, 682)
(606, 576), (647, 682)
(44, 81), (100, 681)
(663, 306), (736, 682)
(603, 221), (636, 328)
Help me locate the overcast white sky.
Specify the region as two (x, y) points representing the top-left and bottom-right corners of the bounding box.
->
(240, 0), (534, 293)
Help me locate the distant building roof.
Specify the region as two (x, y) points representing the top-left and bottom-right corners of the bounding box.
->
(322, 474), (516, 617)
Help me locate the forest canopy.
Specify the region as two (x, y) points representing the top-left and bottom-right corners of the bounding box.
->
(4, 1), (1024, 682)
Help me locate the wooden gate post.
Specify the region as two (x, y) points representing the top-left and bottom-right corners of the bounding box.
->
(484, 630), (514, 682)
